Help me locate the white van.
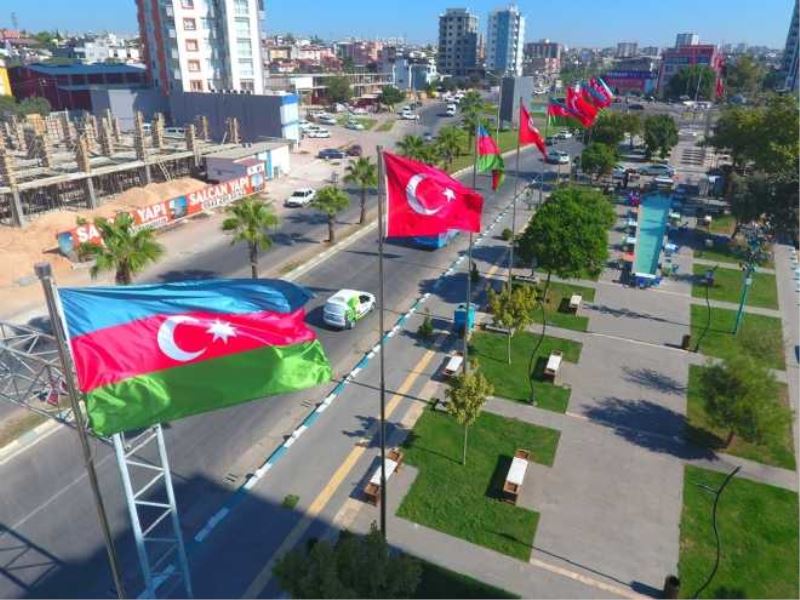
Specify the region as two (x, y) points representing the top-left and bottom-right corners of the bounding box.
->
(446, 103), (457, 116)
(323, 289), (376, 329)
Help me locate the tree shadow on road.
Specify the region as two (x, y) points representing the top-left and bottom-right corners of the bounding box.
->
(621, 367), (687, 396)
(583, 396), (716, 460)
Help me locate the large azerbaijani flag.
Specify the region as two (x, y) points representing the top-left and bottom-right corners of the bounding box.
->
(476, 125), (505, 190)
(60, 279), (332, 436)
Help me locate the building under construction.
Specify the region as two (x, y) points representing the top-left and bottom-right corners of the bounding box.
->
(0, 109), (254, 227)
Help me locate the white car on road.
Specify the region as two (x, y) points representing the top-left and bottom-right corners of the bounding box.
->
(640, 163), (675, 177)
(400, 111), (420, 120)
(317, 115), (337, 126)
(284, 188), (316, 207)
(323, 289), (376, 329)
(306, 128), (331, 138)
(345, 120), (365, 130)
(546, 150), (570, 164)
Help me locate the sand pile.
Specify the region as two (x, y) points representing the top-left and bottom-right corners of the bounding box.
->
(0, 178), (209, 288)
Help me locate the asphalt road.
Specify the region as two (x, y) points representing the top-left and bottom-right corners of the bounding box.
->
(0, 118), (581, 597)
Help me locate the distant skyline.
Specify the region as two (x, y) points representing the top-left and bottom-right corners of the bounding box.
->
(2, 0), (793, 49)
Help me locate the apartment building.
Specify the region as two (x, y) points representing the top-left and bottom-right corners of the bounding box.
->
(486, 5), (525, 76)
(437, 8), (479, 77)
(137, 0), (265, 93)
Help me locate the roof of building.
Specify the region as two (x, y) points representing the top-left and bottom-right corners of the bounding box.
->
(205, 140), (291, 160)
(20, 62), (146, 76)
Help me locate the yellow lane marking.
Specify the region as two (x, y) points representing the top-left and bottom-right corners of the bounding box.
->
(528, 556), (646, 599)
(241, 343), (440, 599)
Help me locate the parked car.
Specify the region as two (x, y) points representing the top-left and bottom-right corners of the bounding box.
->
(346, 144), (363, 156)
(323, 289), (376, 329)
(400, 112), (419, 120)
(318, 148), (345, 160)
(423, 132), (434, 142)
(345, 120), (365, 130)
(284, 188), (316, 207)
(164, 126), (185, 138)
(612, 165), (627, 180)
(640, 163), (675, 176)
(546, 150), (570, 164)
(306, 128), (331, 138)
(554, 130), (573, 139)
(317, 115), (337, 126)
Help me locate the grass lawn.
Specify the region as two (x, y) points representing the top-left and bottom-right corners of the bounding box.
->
(415, 560), (518, 599)
(707, 214), (736, 236)
(690, 305), (785, 370)
(678, 465), (799, 599)
(685, 366), (796, 470)
(691, 264), (779, 310)
(516, 280), (597, 332)
(398, 409), (560, 561)
(471, 330), (582, 413)
(376, 119), (395, 132)
(693, 235), (775, 269)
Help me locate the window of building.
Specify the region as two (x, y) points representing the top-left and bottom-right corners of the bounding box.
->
(181, 0), (194, 8)
(188, 59), (201, 72)
(238, 58), (254, 76)
(234, 0), (249, 16)
(235, 17), (250, 37)
(183, 17), (196, 31)
(185, 39), (198, 51)
(237, 38), (252, 56)
(190, 79), (203, 91)
(240, 79), (255, 92)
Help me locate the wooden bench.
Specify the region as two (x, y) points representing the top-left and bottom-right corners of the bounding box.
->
(568, 294), (582, 314)
(363, 449), (404, 505)
(442, 352), (463, 378)
(543, 351), (563, 381)
(502, 449), (530, 504)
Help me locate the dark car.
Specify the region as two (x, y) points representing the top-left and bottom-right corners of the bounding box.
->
(545, 136), (556, 146)
(318, 148), (345, 160)
(346, 144), (363, 156)
(629, 103), (645, 110)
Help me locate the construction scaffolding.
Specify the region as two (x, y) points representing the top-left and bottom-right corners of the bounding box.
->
(0, 111), (243, 227)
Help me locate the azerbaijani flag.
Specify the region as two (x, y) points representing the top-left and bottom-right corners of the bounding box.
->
(476, 125), (505, 190)
(547, 99), (584, 128)
(60, 279), (332, 436)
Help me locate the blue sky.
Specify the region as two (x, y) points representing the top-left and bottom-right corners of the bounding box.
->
(3, 0), (793, 48)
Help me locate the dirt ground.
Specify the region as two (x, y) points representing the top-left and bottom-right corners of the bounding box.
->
(0, 178), (207, 288)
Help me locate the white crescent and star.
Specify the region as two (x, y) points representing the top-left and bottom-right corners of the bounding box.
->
(156, 316), (238, 363)
(405, 174), (456, 216)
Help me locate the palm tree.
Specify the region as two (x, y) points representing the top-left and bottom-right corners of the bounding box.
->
(310, 186), (350, 243)
(436, 125), (467, 170)
(396, 135), (427, 161)
(80, 212), (164, 285)
(221, 195), (278, 279)
(343, 157), (377, 225)
(459, 90), (485, 148)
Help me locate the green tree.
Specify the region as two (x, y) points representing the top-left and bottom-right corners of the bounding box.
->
(446, 365), (493, 465)
(619, 112), (642, 148)
(17, 97), (51, 116)
(698, 354), (792, 447)
(396, 134), (427, 161)
(665, 64), (716, 100)
(221, 196), (278, 279)
(80, 213), (164, 285)
(487, 284), (536, 364)
(725, 55), (765, 99)
(378, 85), (405, 109)
(435, 125), (466, 170)
(458, 90), (484, 147)
(753, 93), (799, 174)
(310, 186), (350, 243)
(32, 30), (56, 46)
(343, 157), (377, 225)
(581, 142), (617, 179)
(517, 186), (614, 299)
(590, 111), (626, 147)
(326, 75), (352, 105)
(643, 113), (678, 159)
(707, 106), (762, 172)
(273, 523), (422, 598)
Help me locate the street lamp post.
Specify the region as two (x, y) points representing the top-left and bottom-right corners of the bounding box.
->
(732, 231), (766, 335)
(485, 71), (504, 140)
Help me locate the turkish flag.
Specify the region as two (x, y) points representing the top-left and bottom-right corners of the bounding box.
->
(519, 104), (547, 158)
(566, 85), (598, 127)
(383, 151), (483, 237)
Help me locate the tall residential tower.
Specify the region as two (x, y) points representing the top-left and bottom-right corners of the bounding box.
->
(486, 5), (525, 76)
(437, 8), (479, 77)
(782, 0), (799, 91)
(137, 0), (265, 93)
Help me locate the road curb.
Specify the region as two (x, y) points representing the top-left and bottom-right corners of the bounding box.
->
(0, 417), (62, 466)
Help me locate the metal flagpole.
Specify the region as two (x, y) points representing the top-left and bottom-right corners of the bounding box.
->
(539, 112), (549, 206)
(375, 145), (388, 536)
(34, 262), (127, 599)
(464, 125), (479, 375)
(509, 97), (522, 287)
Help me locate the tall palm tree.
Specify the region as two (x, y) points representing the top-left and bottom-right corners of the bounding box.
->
(343, 157), (377, 225)
(221, 195), (278, 279)
(310, 186), (350, 243)
(436, 125), (467, 170)
(459, 90), (485, 148)
(80, 212), (164, 285)
(396, 135), (427, 161)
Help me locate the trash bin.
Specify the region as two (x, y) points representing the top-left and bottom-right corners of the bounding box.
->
(663, 575), (680, 599)
(453, 303), (475, 336)
(681, 334), (692, 350)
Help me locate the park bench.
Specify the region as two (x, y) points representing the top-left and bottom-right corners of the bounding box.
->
(568, 294), (582, 314)
(502, 449), (530, 504)
(442, 352), (463, 378)
(363, 449), (404, 506)
(543, 351), (563, 381)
